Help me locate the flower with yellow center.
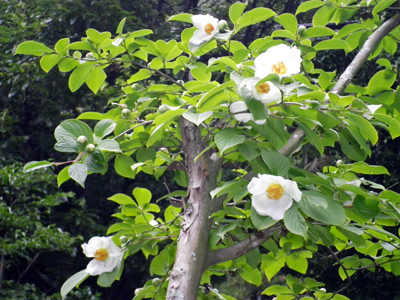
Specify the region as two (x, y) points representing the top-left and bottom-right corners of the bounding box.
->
(245, 78), (281, 104)
(82, 236), (122, 276)
(248, 174), (302, 220)
(190, 14), (219, 46)
(254, 44), (302, 79)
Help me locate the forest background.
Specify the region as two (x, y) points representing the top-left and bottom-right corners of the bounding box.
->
(2, 0), (400, 299)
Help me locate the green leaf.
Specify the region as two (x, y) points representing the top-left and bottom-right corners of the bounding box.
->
(372, 0), (396, 15)
(182, 111), (213, 126)
(97, 140), (121, 152)
(343, 112), (378, 145)
(239, 268), (262, 286)
(196, 81), (236, 111)
(147, 124), (165, 148)
(55, 119), (93, 143)
(68, 163), (87, 188)
(299, 197), (345, 226)
(302, 191), (328, 209)
(23, 161), (53, 173)
(128, 29), (154, 38)
(374, 113), (400, 139)
(296, 1), (325, 15)
(295, 120), (324, 155)
(97, 261), (123, 287)
(251, 206), (278, 230)
(229, 2), (248, 24)
(274, 13), (298, 34)
(312, 5), (336, 27)
(235, 8), (276, 33)
(15, 41), (54, 56)
(284, 202), (308, 239)
(150, 249), (171, 276)
(167, 13), (193, 23)
(108, 193), (137, 205)
(86, 66), (107, 94)
(116, 18), (126, 34)
(69, 63), (94, 92)
(314, 39), (350, 52)
(153, 109), (186, 126)
(302, 27), (336, 38)
(61, 270), (90, 300)
(57, 166), (71, 187)
(237, 140), (260, 161)
(338, 129), (368, 161)
(54, 138), (78, 153)
(261, 150), (291, 177)
(349, 162), (389, 175)
(367, 70), (396, 96)
(354, 195), (380, 219)
(114, 154), (136, 179)
(94, 119), (116, 138)
(133, 188), (152, 208)
(127, 69), (152, 84)
(86, 28), (111, 45)
(40, 54), (63, 72)
(58, 57), (79, 72)
(214, 128), (245, 154)
(208, 56), (238, 71)
(263, 285), (292, 295)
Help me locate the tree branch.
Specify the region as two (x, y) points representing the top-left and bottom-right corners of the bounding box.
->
(205, 224), (283, 268)
(279, 14), (400, 156)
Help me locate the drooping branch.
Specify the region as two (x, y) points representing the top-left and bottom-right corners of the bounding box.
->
(205, 224), (283, 268)
(279, 14), (400, 157)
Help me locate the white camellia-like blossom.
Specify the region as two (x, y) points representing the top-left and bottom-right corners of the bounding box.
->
(230, 101), (266, 125)
(246, 78), (281, 104)
(248, 174), (302, 220)
(190, 14), (219, 45)
(82, 236), (122, 276)
(254, 44), (302, 79)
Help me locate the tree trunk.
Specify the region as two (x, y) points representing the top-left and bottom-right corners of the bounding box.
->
(166, 118), (222, 299)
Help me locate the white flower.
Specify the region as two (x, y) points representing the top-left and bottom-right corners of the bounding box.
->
(248, 174), (302, 220)
(112, 38), (123, 47)
(82, 236), (122, 276)
(254, 44), (302, 79)
(230, 101), (253, 123)
(246, 78), (281, 104)
(230, 101), (266, 125)
(367, 104), (381, 114)
(190, 14), (219, 46)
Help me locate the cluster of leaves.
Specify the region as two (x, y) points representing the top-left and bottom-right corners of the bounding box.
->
(15, 0), (400, 299)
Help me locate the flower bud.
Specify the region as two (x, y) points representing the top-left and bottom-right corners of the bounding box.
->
(85, 143), (96, 153)
(85, 52), (95, 59)
(77, 135), (88, 144)
(134, 288), (143, 296)
(297, 25), (306, 35)
(131, 83), (142, 90)
(320, 288), (326, 292)
(73, 51), (82, 59)
(176, 80), (185, 86)
(336, 160), (343, 166)
(152, 278), (162, 287)
(218, 20), (228, 30)
(121, 108), (131, 117)
(119, 235), (128, 244)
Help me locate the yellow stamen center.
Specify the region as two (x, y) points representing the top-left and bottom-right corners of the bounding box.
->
(94, 248), (109, 261)
(204, 23), (214, 35)
(256, 83), (271, 94)
(266, 184), (284, 200)
(271, 61), (287, 75)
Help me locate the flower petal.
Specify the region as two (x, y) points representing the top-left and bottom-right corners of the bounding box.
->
(252, 193), (293, 220)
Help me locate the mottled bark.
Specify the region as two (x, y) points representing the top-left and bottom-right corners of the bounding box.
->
(166, 118), (223, 299)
